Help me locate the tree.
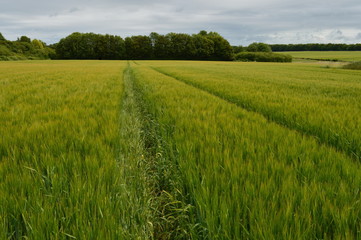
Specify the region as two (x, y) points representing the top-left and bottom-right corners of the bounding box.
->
(32, 39), (44, 49)
(55, 32), (125, 59)
(53, 30), (240, 60)
(206, 32), (233, 60)
(193, 34), (214, 60)
(56, 32), (81, 59)
(105, 34), (126, 59)
(0, 33), (6, 41)
(198, 30), (208, 36)
(166, 33), (196, 59)
(247, 42), (272, 52)
(18, 36), (31, 43)
(125, 35), (153, 60)
(269, 43), (358, 51)
(149, 32), (171, 59)
(0, 34), (55, 60)
(232, 45), (245, 54)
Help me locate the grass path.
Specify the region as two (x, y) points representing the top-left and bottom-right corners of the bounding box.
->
(116, 63), (154, 238)
(122, 63), (197, 239)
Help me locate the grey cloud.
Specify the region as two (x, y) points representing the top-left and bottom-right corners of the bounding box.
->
(69, 8), (81, 13)
(1, 0), (361, 45)
(328, 30), (345, 41)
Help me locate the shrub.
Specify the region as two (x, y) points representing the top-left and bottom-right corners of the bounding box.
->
(234, 52), (292, 62)
(1, 40), (55, 60)
(0, 45), (12, 56)
(342, 61), (361, 70)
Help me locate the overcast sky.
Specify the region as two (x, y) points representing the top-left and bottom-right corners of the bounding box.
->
(1, 0), (361, 45)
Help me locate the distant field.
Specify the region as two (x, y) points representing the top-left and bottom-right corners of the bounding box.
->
(1, 60), (360, 239)
(281, 51), (361, 61)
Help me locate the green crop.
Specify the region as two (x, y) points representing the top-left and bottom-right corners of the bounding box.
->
(1, 60), (360, 239)
(282, 51), (361, 62)
(131, 61), (361, 239)
(144, 61), (361, 161)
(0, 61), (152, 239)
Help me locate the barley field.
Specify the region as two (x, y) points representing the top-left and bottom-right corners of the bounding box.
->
(283, 51), (361, 62)
(0, 59), (360, 239)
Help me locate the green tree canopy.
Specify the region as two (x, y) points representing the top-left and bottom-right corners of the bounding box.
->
(166, 33), (196, 59)
(232, 45), (245, 54)
(18, 36), (31, 43)
(270, 43), (361, 51)
(193, 34), (214, 60)
(54, 31), (234, 61)
(56, 32), (125, 59)
(0, 35), (55, 60)
(125, 35), (153, 60)
(0, 33), (6, 41)
(149, 32), (171, 59)
(247, 42), (272, 52)
(205, 32), (233, 60)
(32, 39), (44, 49)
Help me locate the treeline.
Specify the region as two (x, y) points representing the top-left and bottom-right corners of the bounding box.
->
(232, 42), (272, 54)
(270, 43), (361, 51)
(55, 31), (233, 60)
(55, 32), (125, 60)
(5, 30), (360, 62)
(0, 33), (55, 60)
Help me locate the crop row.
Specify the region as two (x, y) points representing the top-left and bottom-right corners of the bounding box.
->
(131, 62), (361, 239)
(1, 60), (360, 239)
(0, 61), (147, 239)
(145, 61), (361, 160)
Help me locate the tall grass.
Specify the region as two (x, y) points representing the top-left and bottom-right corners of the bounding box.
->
(131, 61), (361, 239)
